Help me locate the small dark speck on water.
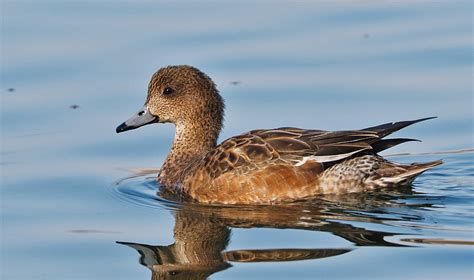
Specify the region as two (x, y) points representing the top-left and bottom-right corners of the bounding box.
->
(363, 33), (370, 39)
(230, 81), (241, 85)
(69, 104), (80, 109)
(7, 88), (15, 92)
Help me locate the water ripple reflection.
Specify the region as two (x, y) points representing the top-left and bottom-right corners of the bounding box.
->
(112, 152), (473, 278)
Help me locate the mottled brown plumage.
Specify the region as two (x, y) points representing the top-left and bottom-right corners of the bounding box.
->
(116, 65), (442, 204)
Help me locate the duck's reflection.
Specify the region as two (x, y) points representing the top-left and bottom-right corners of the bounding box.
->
(117, 209), (231, 279)
(118, 187), (426, 279)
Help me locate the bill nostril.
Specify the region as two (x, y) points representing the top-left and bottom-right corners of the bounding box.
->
(138, 111), (144, 116)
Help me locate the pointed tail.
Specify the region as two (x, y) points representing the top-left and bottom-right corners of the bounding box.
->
(380, 159), (443, 185)
(363, 117), (437, 139)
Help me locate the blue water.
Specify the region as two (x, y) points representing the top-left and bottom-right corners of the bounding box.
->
(1, 1), (473, 279)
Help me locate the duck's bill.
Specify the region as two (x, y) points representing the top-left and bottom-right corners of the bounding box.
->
(116, 105), (158, 133)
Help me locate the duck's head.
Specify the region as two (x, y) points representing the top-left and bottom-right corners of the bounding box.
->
(116, 65), (224, 134)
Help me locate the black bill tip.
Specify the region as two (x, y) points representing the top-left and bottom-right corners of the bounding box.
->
(116, 122), (130, 133)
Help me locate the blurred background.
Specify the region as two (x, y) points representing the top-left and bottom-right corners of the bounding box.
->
(1, 1), (473, 279)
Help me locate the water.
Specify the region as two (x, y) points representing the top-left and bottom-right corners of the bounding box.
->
(1, 1), (473, 279)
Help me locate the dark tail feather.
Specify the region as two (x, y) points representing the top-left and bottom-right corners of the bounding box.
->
(380, 160), (443, 185)
(363, 117), (436, 139)
(372, 138), (420, 153)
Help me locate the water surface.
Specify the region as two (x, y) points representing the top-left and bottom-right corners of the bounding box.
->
(1, 1), (473, 279)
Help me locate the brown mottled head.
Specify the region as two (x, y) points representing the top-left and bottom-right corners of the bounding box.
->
(116, 65), (225, 134)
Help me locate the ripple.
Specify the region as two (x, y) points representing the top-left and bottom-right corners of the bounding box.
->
(111, 176), (181, 211)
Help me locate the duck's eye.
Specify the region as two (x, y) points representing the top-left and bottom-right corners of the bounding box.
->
(163, 87), (174, 95)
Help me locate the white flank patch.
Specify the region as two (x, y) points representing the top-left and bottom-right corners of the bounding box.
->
(294, 148), (370, 166)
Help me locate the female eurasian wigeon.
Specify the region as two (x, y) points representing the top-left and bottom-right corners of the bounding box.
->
(116, 65), (441, 204)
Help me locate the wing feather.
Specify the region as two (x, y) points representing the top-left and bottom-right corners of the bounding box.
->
(199, 119), (433, 180)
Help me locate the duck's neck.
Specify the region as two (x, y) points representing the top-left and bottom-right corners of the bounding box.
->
(158, 121), (220, 186)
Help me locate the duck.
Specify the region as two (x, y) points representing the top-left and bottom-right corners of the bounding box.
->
(116, 65), (442, 205)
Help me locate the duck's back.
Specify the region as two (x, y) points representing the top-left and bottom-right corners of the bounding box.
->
(180, 120), (440, 204)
